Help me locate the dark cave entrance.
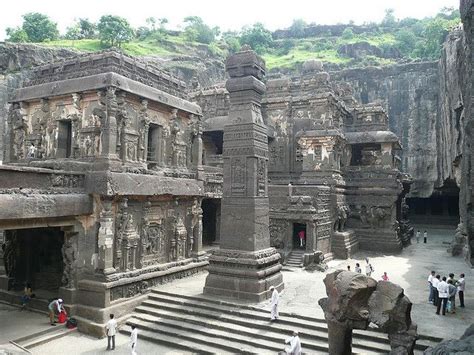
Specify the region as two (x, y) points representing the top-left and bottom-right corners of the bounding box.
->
(3, 227), (64, 293)
(202, 198), (221, 246)
(293, 223), (306, 250)
(406, 179), (459, 225)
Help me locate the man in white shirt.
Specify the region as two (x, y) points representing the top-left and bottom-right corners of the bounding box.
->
(365, 259), (374, 277)
(416, 230), (421, 243)
(270, 286), (279, 321)
(130, 325), (138, 355)
(457, 273), (465, 308)
(436, 276), (449, 315)
(105, 313), (117, 350)
(428, 271), (435, 303)
(431, 274), (440, 307)
(285, 330), (302, 355)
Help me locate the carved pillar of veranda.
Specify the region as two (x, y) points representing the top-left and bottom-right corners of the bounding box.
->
(97, 199), (115, 275)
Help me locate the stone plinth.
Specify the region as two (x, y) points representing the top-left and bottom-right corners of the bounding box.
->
(332, 230), (359, 259)
(204, 48), (283, 300)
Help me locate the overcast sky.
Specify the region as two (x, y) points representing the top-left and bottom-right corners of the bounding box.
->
(0, 0), (460, 40)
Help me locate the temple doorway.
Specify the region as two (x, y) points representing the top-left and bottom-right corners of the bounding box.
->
(4, 227), (64, 292)
(202, 199), (221, 246)
(293, 223), (306, 250)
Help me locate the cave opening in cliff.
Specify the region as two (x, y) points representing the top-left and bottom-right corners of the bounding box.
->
(406, 178), (459, 225)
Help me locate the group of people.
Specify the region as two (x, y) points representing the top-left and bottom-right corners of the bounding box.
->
(346, 258), (391, 281)
(105, 314), (138, 354)
(428, 271), (466, 316)
(415, 230), (429, 243)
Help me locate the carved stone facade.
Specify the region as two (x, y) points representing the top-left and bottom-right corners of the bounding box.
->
(0, 51), (208, 337)
(194, 59), (412, 259)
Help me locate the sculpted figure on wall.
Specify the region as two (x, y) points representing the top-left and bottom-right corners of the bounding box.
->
(9, 103), (28, 160)
(61, 236), (77, 289)
(334, 205), (349, 232)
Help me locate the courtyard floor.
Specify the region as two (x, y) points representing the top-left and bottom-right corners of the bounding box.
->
(0, 224), (472, 354)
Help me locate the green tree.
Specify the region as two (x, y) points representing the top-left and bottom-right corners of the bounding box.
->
(289, 19), (306, 38)
(5, 27), (29, 42)
(222, 31), (240, 53)
(240, 23), (273, 54)
(97, 15), (134, 47)
(341, 27), (354, 40)
(65, 24), (81, 40)
(21, 12), (59, 42)
(394, 29), (417, 55)
(381, 8), (397, 28)
(78, 18), (97, 39)
(183, 16), (218, 44)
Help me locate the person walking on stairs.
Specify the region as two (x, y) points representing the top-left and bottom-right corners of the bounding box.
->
(284, 330), (302, 355)
(270, 286), (279, 322)
(106, 313), (117, 350)
(130, 325), (138, 355)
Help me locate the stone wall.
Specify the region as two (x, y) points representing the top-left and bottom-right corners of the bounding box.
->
(0, 43), (77, 163)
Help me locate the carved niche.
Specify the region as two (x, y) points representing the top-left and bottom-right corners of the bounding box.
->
(269, 219), (287, 249)
(8, 103), (28, 160)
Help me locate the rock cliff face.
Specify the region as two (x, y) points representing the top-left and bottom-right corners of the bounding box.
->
(330, 63), (440, 197)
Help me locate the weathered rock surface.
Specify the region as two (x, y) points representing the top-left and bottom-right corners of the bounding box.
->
(424, 323), (474, 354)
(320, 270), (417, 355)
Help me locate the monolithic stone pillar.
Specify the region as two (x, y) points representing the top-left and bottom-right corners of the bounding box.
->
(97, 199), (115, 275)
(101, 88), (118, 159)
(0, 230), (5, 277)
(204, 47), (283, 301)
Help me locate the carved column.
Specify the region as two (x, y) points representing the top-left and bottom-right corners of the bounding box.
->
(204, 48), (283, 301)
(191, 114), (204, 179)
(98, 87), (120, 164)
(97, 199), (115, 275)
(139, 99), (150, 163)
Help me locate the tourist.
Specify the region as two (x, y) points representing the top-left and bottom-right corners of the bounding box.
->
(416, 230), (421, 243)
(355, 263), (362, 273)
(48, 298), (64, 326)
(381, 272), (389, 281)
(432, 275), (440, 307)
(20, 282), (33, 310)
(27, 143), (37, 158)
(447, 280), (457, 314)
(423, 230), (428, 243)
(106, 314), (117, 351)
(365, 259), (374, 277)
(436, 276), (449, 315)
(284, 330), (302, 355)
(347, 265), (351, 271)
(130, 325), (138, 355)
(298, 230), (305, 248)
(270, 286), (279, 322)
(457, 273), (465, 308)
(428, 271), (436, 304)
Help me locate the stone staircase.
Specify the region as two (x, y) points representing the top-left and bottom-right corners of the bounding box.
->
(11, 326), (77, 351)
(285, 249), (305, 267)
(121, 290), (442, 354)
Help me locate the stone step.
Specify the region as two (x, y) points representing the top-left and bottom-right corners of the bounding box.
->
(120, 326), (232, 355)
(133, 306), (387, 354)
(138, 299), (393, 353)
(15, 325), (77, 349)
(127, 315), (297, 354)
(147, 290), (441, 351)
